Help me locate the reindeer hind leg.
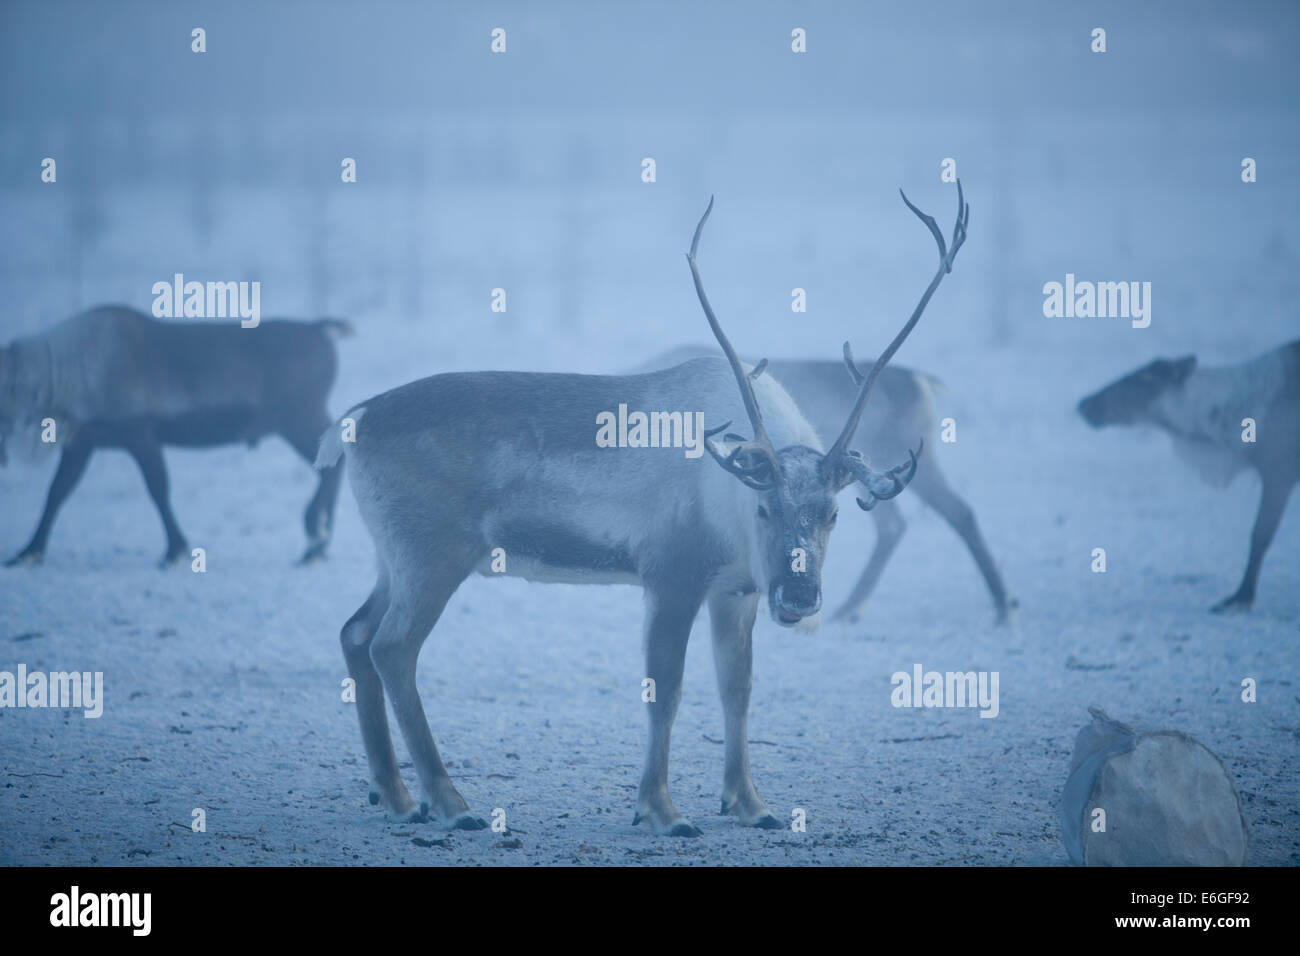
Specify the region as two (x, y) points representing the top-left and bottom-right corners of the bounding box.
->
(121, 426), (188, 567)
(367, 551), (486, 829)
(831, 498), (906, 622)
(911, 457), (1016, 625)
(339, 573), (418, 817)
(280, 411), (340, 565)
(1212, 476), (1295, 612)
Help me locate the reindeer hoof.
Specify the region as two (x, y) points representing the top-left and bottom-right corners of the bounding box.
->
(668, 821), (703, 838)
(368, 790), (381, 806)
(390, 804), (428, 824)
(634, 810), (701, 836)
(1211, 595), (1252, 614)
(297, 542), (328, 566)
(5, 550), (43, 567)
(450, 813), (488, 831)
(722, 798), (781, 829)
(158, 549), (188, 569)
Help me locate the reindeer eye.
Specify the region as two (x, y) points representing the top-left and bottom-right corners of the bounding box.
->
(757, 505), (769, 521)
(829, 510), (838, 527)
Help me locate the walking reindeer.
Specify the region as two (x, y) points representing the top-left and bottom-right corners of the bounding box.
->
(1, 305), (349, 566)
(318, 183), (968, 834)
(1078, 340), (1299, 611)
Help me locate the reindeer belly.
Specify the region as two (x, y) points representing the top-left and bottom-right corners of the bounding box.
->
(156, 405), (263, 447)
(477, 519), (639, 585)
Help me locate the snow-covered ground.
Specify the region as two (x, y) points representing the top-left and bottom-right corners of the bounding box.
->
(1, 334), (1295, 865)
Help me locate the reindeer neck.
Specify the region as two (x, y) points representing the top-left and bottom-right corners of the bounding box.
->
(1148, 364), (1255, 449)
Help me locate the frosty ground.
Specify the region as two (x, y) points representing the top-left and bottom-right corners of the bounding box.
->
(1, 342), (1295, 867)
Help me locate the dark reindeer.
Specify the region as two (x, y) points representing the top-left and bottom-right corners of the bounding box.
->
(317, 182), (967, 835)
(1078, 340), (1300, 611)
(1, 304), (350, 566)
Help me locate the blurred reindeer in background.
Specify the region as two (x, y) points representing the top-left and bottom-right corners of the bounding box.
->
(1078, 341), (1300, 611)
(0, 304), (351, 566)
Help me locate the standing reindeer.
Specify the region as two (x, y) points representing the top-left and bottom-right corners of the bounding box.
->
(319, 183), (968, 835)
(1, 305), (349, 567)
(1078, 341), (1300, 611)
(640, 347), (1014, 624)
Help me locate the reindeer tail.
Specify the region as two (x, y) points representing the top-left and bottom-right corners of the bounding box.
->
(314, 427), (346, 471)
(314, 406), (364, 471)
(315, 318), (356, 339)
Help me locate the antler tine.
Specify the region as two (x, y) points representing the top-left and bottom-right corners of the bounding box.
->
(853, 439), (924, 511)
(945, 179), (969, 272)
(826, 180), (969, 464)
(842, 341), (865, 386)
(686, 197), (774, 453)
(899, 189), (947, 265)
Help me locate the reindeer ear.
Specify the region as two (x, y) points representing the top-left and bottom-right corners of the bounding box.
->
(1170, 355), (1197, 384)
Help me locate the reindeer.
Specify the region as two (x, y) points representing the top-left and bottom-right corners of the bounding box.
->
(639, 347), (1014, 624)
(1077, 340), (1300, 611)
(319, 183), (968, 835)
(1, 304), (350, 567)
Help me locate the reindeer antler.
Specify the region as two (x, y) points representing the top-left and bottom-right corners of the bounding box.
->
(842, 441), (924, 511)
(827, 180), (968, 465)
(687, 198), (784, 492)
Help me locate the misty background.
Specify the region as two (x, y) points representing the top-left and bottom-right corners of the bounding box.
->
(1, 0), (1296, 397)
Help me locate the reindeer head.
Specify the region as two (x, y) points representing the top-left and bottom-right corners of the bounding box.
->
(1077, 355), (1197, 428)
(0, 337), (64, 467)
(687, 184), (968, 627)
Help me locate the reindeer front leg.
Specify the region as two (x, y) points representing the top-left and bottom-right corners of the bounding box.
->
(1213, 475), (1295, 612)
(708, 588), (781, 828)
(7, 434), (95, 565)
(634, 586), (704, 837)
